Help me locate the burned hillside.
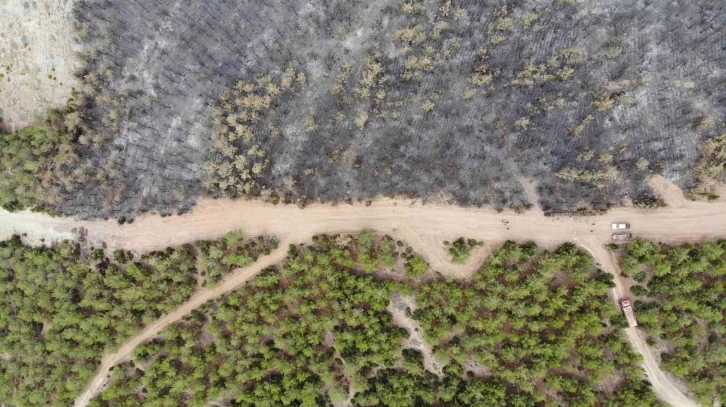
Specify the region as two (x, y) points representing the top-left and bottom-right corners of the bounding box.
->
(44, 0), (726, 217)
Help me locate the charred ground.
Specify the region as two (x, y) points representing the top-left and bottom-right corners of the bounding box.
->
(5, 0), (726, 218)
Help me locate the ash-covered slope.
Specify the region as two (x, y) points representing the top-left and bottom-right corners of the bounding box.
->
(62, 0), (725, 218)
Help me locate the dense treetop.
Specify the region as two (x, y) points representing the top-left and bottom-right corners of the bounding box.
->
(10, 231), (720, 406)
(0, 108), (80, 212)
(0, 231), (277, 407)
(0, 236), (197, 406)
(412, 241), (660, 407)
(619, 239), (726, 405)
(87, 236), (660, 407)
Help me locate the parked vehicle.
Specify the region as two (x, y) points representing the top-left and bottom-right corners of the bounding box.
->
(620, 299), (638, 327)
(611, 222), (630, 230)
(612, 232), (632, 241)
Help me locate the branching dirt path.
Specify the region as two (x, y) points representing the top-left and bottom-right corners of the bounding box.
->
(1, 175), (721, 407)
(387, 293), (444, 377)
(578, 237), (699, 407)
(72, 243), (292, 407)
(2, 176), (726, 277)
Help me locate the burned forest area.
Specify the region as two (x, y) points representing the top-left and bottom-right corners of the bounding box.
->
(18, 0), (726, 218)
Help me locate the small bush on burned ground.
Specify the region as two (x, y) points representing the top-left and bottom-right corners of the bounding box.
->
(695, 133), (726, 182)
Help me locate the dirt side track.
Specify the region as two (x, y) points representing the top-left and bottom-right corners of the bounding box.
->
(0, 176), (721, 406)
(71, 244), (292, 407)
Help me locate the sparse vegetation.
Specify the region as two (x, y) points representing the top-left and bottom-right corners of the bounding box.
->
(205, 70), (304, 198)
(592, 91), (617, 111)
(685, 189), (720, 201)
(0, 110), (79, 212)
(196, 231), (279, 286)
(636, 157), (649, 171)
(696, 134), (726, 182)
(570, 115), (594, 137)
(556, 166), (619, 184)
(632, 195), (667, 209)
(694, 116), (715, 131)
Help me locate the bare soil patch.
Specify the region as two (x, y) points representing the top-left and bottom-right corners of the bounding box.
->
(387, 293), (444, 377)
(3, 177), (726, 276)
(0, 0), (79, 129)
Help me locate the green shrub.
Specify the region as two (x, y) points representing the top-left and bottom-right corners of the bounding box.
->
(446, 237), (482, 264)
(405, 255), (428, 277)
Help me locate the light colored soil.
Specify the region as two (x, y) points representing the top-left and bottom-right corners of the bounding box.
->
(387, 294), (443, 377)
(690, 179), (726, 203)
(1, 174), (719, 407)
(519, 177), (542, 212)
(3, 176), (726, 273)
(0, 0), (80, 129)
(649, 174), (691, 208)
(624, 328), (699, 407)
(403, 232), (492, 279)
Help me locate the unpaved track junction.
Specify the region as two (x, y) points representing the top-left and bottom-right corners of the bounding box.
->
(0, 175), (720, 407)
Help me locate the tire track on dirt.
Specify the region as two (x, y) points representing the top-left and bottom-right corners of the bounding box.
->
(579, 238), (700, 407)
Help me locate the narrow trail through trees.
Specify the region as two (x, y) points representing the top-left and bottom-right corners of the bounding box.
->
(624, 328), (700, 407)
(578, 238), (700, 407)
(72, 243), (292, 407)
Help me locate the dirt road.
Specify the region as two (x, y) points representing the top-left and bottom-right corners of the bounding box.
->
(2, 177), (726, 279)
(625, 328), (699, 407)
(72, 243), (292, 407)
(0, 175), (719, 406)
(581, 238), (699, 407)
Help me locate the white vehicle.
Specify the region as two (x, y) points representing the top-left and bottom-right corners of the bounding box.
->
(611, 222), (630, 230)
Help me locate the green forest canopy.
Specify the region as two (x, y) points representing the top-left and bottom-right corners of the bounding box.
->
(11, 231), (723, 406)
(0, 108), (84, 213)
(0, 231), (278, 407)
(619, 239), (726, 405)
(86, 236), (660, 407)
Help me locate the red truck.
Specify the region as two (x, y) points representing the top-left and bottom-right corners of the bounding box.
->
(620, 300), (638, 327)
